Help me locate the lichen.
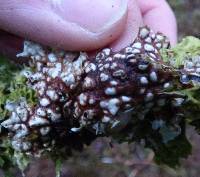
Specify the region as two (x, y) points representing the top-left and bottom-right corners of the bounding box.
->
(0, 27), (200, 175)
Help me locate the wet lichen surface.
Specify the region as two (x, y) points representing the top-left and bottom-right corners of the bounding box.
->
(0, 25), (200, 177)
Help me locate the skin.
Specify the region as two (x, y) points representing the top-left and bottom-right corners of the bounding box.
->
(0, 0), (177, 59)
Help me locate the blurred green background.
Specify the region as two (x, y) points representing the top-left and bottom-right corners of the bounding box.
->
(169, 0), (199, 39)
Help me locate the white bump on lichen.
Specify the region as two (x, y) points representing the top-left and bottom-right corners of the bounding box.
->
(105, 87), (116, 95)
(100, 101), (108, 108)
(151, 33), (156, 39)
(102, 116), (111, 123)
(110, 63), (118, 69)
(47, 109), (61, 122)
(89, 98), (95, 105)
(85, 63), (97, 73)
(150, 71), (158, 82)
(100, 99), (120, 115)
(71, 127), (81, 132)
(144, 44), (155, 52)
(104, 63), (110, 69)
(113, 70), (125, 77)
(121, 96), (131, 102)
(48, 53), (57, 62)
(40, 98), (50, 107)
(105, 57), (113, 62)
(111, 120), (120, 129)
(12, 140), (31, 151)
(172, 98), (184, 107)
(30, 72), (44, 82)
(99, 67), (104, 71)
(100, 73), (109, 82)
(129, 59), (137, 64)
(108, 98), (120, 115)
(139, 28), (149, 38)
(34, 81), (46, 95)
(114, 54), (122, 59)
(16, 106), (28, 120)
(74, 106), (81, 117)
(48, 63), (62, 78)
(29, 115), (49, 127)
(110, 80), (118, 86)
(145, 92), (154, 102)
(11, 140), (21, 151)
(36, 107), (46, 117)
(138, 64), (148, 70)
(36, 62), (43, 71)
(132, 49), (141, 54)
(127, 54), (135, 60)
(156, 43), (162, 49)
(163, 82), (171, 89)
(132, 42), (142, 49)
(83, 77), (95, 88)
(13, 124), (29, 138)
(149, 53), (157, 59)
(78, 93), (88, 106)
(5, 101), (17, 111)
(62, 73), (75, 86)
(103, 48), (111, 56)
(113, 53), (126, 59)
(46, 90), (58, 101)
(98, 63), (103, 68)
(21, 70), (32, 78)
(1, 112), (21, 128)
(35, 55), (42, 61)
(140, 76), (148, 85)
(156, 34), (164, 41)
(125, 47), (133, 54)
(145, 37), (152, 43)
(16, 41), (45, 58)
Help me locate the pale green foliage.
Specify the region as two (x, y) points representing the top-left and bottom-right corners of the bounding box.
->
(0, 56), (36, 175)
(0, 57), (37, 120)
(162, 37), (200, 67)
(161, 37), (200, 132)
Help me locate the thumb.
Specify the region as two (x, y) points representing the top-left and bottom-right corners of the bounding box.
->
(0, 0), (128, 51)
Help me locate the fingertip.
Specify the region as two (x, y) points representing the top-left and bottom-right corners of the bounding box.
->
(110, 0), (143, 52)
(0, 0), (129, 51)
(136, 0), (177, 45)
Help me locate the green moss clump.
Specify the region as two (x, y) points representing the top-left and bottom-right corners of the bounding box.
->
(0, 56), (37, 120)
(0, 56), (36, 175)
(162, 36), (200, 67)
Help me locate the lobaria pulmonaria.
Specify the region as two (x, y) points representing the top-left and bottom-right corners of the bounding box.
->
(0, 27), (200, 171)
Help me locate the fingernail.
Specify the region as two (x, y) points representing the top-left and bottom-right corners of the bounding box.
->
(50, 0), (128, 33)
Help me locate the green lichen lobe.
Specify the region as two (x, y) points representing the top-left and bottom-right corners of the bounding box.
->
(162, 36), (200, 67)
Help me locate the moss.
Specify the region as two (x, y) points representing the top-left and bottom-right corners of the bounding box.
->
(0, 56), (36, 175)
(161, 36), (200, 138)
(162, 36), (200, 67)
(0, 56), (37, 120)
